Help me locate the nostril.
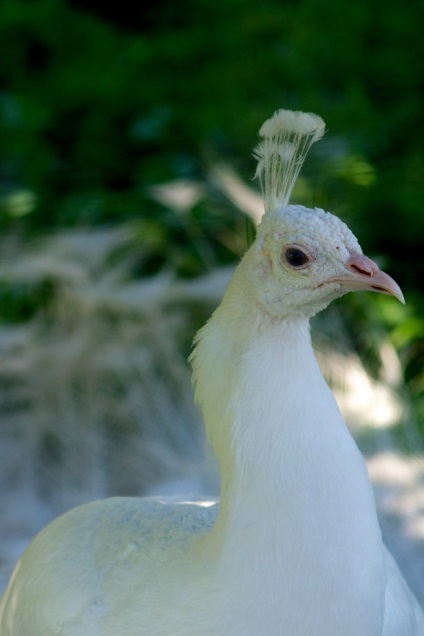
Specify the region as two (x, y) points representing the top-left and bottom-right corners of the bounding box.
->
(346, 254), (380, 277)
(349, 263), (373, 277)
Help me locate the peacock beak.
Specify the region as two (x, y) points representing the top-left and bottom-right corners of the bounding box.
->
(328, 254), (405, 304)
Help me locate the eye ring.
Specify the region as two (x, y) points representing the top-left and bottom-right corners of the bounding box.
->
(283, 246), (310, 268)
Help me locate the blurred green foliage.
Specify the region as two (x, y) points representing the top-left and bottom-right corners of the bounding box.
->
(0, 0), (424, 434)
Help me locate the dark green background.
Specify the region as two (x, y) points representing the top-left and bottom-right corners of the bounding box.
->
(1, 0), (424, 433)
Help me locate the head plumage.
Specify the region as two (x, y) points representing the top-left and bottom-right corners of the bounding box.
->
(254, 109), (326, 214)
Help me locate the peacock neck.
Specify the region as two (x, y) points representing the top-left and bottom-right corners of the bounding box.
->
(192, 267), (362, 510)
(191, 267), (386, 633)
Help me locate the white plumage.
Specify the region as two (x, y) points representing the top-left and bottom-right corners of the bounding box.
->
(1, 109), (423, 636)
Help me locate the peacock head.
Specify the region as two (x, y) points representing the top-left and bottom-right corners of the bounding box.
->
(247, 203), (403, 319)
(247, 109), (404, 319)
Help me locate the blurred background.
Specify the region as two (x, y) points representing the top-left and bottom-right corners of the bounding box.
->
(0, 0), (423, 600)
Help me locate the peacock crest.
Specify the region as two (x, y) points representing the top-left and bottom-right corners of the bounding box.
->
(254, 109), (326, 214)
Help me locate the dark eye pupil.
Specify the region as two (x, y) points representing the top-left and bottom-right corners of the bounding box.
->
(285, 248), (308, 267)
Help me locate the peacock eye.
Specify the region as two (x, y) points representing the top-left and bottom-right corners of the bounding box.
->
(284, 247), (309, 268)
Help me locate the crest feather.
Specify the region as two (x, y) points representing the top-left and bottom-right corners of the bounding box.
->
(254, 109), (325, 214)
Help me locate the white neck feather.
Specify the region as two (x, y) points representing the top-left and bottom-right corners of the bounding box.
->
(191, 265), (387, 635)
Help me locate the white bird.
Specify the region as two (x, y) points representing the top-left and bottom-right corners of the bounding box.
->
(1, 109), (423, 636)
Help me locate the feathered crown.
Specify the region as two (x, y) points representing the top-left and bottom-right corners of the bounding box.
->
(254, 109), (326, 214)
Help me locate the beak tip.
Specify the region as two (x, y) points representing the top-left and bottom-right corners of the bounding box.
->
(387, 281), (405, 305)
(377, 284), (405, 305)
